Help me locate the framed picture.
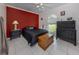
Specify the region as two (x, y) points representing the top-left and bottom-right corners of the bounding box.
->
(60, 11), (65, 16)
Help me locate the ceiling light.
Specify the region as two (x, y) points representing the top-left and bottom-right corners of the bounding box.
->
(40, 3), (43, 6)
(36, 5), (40, 8)
(34, 3), (44, 9)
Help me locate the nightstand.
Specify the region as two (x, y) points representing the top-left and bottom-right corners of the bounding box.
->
(10, 29), (21, 40)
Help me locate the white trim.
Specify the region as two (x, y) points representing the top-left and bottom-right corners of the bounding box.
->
(6, 4), (39, 15)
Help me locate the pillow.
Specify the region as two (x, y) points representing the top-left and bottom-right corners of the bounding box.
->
(26, 26), (35, 30)
(29, 26), (34, 29)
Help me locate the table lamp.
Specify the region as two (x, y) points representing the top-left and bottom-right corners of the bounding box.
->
(12, 20), (19, 30)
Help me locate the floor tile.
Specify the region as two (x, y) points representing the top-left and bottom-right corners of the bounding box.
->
(8, 36), (79, 55)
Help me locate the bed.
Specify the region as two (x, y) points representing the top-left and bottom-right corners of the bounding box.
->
(22, 26), (48, 46)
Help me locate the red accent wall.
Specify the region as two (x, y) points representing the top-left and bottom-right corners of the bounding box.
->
(6, 7), (39, 37)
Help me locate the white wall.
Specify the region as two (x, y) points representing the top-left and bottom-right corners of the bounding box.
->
(40, 3), (79, 42)
(0, 3), (6, 36)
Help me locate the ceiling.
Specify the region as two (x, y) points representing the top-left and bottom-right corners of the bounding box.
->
(6, 3), (66, 14)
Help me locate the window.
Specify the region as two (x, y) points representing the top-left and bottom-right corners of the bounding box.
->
(48, 24), (57, 33)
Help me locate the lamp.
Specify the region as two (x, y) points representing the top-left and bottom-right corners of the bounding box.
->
(12, 20), (19, 30)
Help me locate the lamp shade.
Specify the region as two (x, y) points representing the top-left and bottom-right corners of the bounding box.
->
(12, 20), (19, 30)
(12, 20), (19, 25)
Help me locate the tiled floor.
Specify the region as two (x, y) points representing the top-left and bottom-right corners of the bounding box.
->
(8, 36), (79, 55)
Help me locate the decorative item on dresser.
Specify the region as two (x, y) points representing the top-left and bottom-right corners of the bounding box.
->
(67, 17), (73, 21)
(56, 20), (76, 46)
